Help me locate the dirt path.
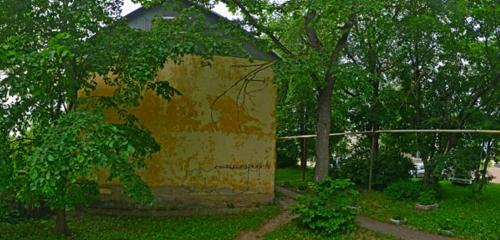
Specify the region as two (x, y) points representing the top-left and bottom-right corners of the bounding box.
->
(236, 186), (456, 240)
(235, 191), (296, 240)
(357, 216), (456, 240)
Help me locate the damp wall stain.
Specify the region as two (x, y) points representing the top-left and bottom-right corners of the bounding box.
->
(94, 55), (277, 208)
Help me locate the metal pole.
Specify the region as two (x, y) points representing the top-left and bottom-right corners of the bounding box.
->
(278, 129), (500, 140)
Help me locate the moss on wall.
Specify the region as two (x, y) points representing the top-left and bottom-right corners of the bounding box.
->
(94, 56), (276, 209)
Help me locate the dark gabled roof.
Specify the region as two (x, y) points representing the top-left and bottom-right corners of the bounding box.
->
(124, 1), (277, 61)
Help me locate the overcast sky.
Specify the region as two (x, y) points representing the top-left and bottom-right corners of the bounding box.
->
(122, 0), (238, 19)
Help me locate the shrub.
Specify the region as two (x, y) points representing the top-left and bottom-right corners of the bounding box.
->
(334, 147), (414, 190)
(0, 135), (13, 196)
(292, 178), (359, 235)
(0, 135), (15, 223)
(0, 201), (23, 223)
(417, 189), (437, 205)
(384, 180), (422, 201)
(276, 139), (299, 168)
(0, 201), (8, 222)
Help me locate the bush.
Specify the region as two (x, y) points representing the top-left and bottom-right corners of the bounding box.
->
(292, 178), (359, 235)
(276, 139), (299, 168)
(334, 147), (414, 189)
(384, 180), (422, 201)
(0, 135), (15, 223)
(417, 189), (437, 205)
(0, 201), (8, 222)
(0, 136), (13, 196)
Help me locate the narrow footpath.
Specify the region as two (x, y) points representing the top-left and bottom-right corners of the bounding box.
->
(236, 186), (457, 240)
(235, 191), (296, 240)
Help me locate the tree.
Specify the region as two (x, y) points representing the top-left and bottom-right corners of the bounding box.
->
(21, 110), (159, 234)
(344, 0), (400, 189)
(327, 0), (498, 189)
(0, 0), (245, 235)
(190, 0), (362, 181)
(274, 59), (317, 170)
(392, 0), (499, 186)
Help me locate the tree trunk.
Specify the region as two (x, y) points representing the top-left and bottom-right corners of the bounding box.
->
(301, 138), (307, 181)
(478, 139), (494, 193)
(300, 105), (308, 181)
(54, 208), (71, 236)
(368, 88), (380, 189)
(367, 46), (380, 190)
(423, 133), (438, 187)
(368, 129), (379, 190)
(369, 129), (380, 160)
(422, 165), (433, 186)
(413, 63), (431, 186)
(314, 75), (335, 181)
(443, 134), (456, 154)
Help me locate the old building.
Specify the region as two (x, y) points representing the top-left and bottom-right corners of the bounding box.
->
(95, 2), (277, 210)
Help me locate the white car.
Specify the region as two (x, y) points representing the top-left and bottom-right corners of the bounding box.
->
(410, 162), (425, 177)
(448, 169), (494, 185)
(448, 170), (475, 185)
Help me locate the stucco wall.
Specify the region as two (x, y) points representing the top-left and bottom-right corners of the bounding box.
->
(94, 55), (276, 209)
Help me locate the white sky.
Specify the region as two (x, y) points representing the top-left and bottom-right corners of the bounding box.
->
(122, 0), (239, 20)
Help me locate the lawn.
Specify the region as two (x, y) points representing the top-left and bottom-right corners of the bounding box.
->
(274, 167), (398, 240)
(360, 182), (500, 240)
(275, 166), (314, 189)
(276, 167), (500, 240)
(4, 168), (497, 239)
(263, 222), (399, 240)
(0, 206), (280, 240)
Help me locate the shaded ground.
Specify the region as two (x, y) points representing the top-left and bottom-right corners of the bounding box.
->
(357, 216), (455, 240)
(360, 183), (500, 239)
(0, 206), (280, 240)
(262, 222), (400, 240)
(276, 167), (500, 240)
(236, 196), (295, 240)
(247, 186), (453, 240)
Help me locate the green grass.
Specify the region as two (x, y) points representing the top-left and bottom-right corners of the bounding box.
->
(274, 168), (398, 240)
(263, 221), (399, 240)
(0, 206), (280, 240)
(276, 167), (500, 239)
(275, 166), (314, 189)
(360, 182), (500, 240)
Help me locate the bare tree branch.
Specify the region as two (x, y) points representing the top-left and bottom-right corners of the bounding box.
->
(210, 61), (274, 122)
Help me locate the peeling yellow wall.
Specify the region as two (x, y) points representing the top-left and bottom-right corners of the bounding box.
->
(95, 55), (276, 209)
